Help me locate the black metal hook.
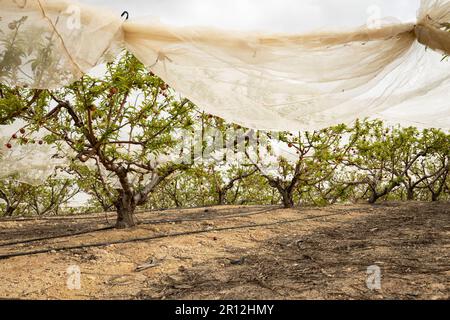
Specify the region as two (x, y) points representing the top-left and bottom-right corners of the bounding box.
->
(121, 11), (129, 20)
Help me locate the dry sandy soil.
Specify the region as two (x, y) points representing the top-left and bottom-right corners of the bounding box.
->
(0, 202), (448, 300)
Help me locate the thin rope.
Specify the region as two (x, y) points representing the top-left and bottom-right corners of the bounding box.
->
(36, 0), (84, 76)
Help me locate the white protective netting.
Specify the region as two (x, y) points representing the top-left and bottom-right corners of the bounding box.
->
(0, 121), (67, 184)
(0, 0), (450, 182)
(0, 136), (65, 184)
(1, 0), (449, 130)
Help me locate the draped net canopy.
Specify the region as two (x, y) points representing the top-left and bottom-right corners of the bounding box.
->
(0, 0), (450, 132)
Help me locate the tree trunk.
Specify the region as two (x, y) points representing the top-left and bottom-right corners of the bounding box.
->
(406, 188), (414, 201)
(281, 189), (294, 208)
(114, 190), (136, 229)
(368, 192), (379, 204)
(431, 192), (439, 202)
(172, 180), (182, 208)
(174, 197), (182, 208)
(217, 191), (226, 206)
(5, 204), (15, 217)
(368, 180), (400, 204)
(430, 176), (446, 202)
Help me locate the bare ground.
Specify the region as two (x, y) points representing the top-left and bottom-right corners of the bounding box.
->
(0, 202), (448, 300)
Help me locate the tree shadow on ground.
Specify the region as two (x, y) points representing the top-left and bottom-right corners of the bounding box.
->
(143, 202), (449, 300)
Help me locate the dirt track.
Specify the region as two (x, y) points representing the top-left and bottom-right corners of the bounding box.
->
(0, 202), (448, 300)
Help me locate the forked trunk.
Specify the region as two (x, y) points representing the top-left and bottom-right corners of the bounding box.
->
(368, 190), (379, 204)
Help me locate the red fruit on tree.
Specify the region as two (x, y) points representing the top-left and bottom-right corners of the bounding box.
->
(5, 143), (12, 149)
(38, 140), (43, 145)
(19, 128), (25, 134)
(288, 143), (293, 148)
(12, 134), (17, 139)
